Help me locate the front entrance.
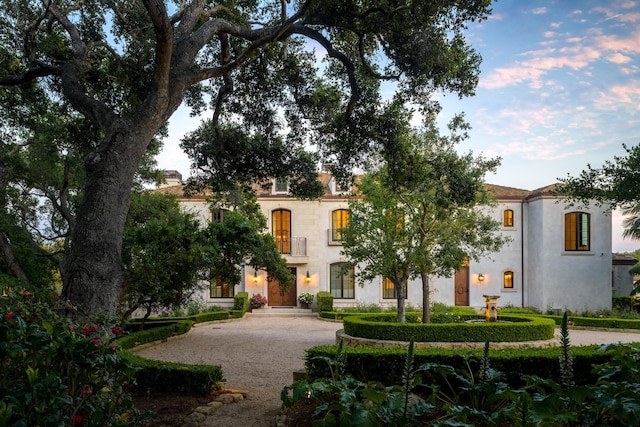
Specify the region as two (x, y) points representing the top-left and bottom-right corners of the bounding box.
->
(454, 265), (469, 306)
(268, 267), (298, 306)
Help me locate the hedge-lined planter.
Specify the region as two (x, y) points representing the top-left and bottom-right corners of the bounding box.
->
(306, 343), (613, 387)
(342, 313), (556, 343)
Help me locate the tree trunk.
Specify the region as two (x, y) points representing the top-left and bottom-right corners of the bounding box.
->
(61, 124), (153, 319)
(421, 270), (430, 324)
(0, 231), (29, 285)
(395, 278), (406, 323)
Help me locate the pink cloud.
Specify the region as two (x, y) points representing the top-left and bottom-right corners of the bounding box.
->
(479, 66), (546, 89)
(594, 30), (640, 53)
(532, 7), (549, 15)
(607, 52), (632, 63)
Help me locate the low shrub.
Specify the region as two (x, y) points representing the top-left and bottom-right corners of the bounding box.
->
(118, 320), (192, 350)
(123, 351), (222, 394)
(230, 309), (244, 318)
(342, 313), (556, 342)
(543, 314), (640, 329)
(233, 292), (249, 312)
(317, 291), (333, 312)
(305, 343), (612, 387)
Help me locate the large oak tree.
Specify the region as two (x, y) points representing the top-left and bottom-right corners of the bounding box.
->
(0, 0), (493, 317)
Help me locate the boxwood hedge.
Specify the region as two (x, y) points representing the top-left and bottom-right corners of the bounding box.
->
(342, 313), (556, 342)
(305, 343), (617, 387)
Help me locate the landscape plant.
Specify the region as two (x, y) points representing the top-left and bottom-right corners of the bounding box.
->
(0, 289), (150, 426)
(250, 293), (268, 309)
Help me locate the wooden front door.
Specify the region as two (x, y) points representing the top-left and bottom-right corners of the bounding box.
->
(454, 265), (469, 306)
(268, 267), (297, 306)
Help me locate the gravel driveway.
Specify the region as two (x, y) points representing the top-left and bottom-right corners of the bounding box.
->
(134, 315), (342, 426)
(133, 315), (640, 427)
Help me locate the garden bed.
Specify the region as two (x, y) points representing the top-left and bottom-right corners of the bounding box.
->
(342, 312), (556, 342)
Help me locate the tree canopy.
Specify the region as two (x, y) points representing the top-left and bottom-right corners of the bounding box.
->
(0, 0), (493, 317)
(560, 143), (640, 240)
(341, 108), (507, 323)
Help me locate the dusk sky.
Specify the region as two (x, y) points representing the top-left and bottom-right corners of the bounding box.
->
(156, 0), (640, 252)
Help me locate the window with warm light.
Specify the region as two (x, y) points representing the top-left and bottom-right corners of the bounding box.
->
(383, 277), (407, 299)
(210, 277), (234, 298)
(503, 209), (514, 227)
(272, 209), (291, 254)
(331, 209), (349, 242)
(565, 212), (590, 251)
(503, 271), (514, 289)
(330, 263), (354, 298)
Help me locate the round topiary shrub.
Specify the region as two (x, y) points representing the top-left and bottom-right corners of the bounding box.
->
(342, 312), (555, 342)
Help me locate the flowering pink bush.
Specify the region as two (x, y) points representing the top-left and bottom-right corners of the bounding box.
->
(250, 293), (268, 309)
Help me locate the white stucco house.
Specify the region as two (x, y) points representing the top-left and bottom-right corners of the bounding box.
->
(157, 170), (617, 313)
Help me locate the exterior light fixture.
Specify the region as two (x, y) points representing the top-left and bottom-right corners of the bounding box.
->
(305, 271), (311, 283)
(253, 270), (259, 283)
(478, 274), (485, 282)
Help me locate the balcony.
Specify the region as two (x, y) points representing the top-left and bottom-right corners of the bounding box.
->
(275, 237), (307, 257)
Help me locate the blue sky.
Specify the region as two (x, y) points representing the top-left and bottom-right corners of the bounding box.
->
(156, 0), (639, 252)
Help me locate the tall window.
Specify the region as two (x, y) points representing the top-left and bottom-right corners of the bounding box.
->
(212, 208), (228, 222)
(330, 263), (354, 298)
(503, 209), (514, 227)
(272, 209), (291, 254)
(565, 212), (590, 251)
(503, 271), (514, 289)
(210, 277), (234, 298)
(383, 278), (407, 299)
(331, 209), (349, 242)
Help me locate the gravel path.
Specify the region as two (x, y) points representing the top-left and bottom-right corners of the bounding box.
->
(134, 315), (342, 426)
(133, 315), (640, 427)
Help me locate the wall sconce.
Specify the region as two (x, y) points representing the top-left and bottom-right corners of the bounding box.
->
(253, 270), (259, 283)
(478, 274), (485, 282)
(305, 271), (311, 283)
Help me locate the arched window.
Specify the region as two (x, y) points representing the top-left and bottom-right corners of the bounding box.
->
(503, 209), (514, 227)
(503, 271), (514, 289)
(331, 209), (349, 242)
(565, 212), (590, 251)
(330, 263), (354, 298)
(272, 209), (291, 254)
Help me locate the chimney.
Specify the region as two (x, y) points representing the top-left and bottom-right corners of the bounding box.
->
(159, 170), (182, 188)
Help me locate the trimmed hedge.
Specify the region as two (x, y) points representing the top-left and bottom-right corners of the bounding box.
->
(317, 291), (333, 312)
(230, 309), (245, 318)
(305, 343), (618, 388)
(342, 313), (556, 342)
(613, 296), (640, 312)
(234, 292), (249, 312)
(319, 311), (362, 320)
(541, 314), (640, 329)
(118, 320), (193, 350)
(123, 351), (222, 394)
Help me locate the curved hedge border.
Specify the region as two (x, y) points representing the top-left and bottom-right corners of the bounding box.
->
(342, 313), (555, 342)
(118, 318), (224, 394)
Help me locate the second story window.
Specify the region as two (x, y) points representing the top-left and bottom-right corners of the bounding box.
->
(272, 209), (291, 254)
(503, 209), (514, 227)
(503, 271), (514, 289)
(331, 209), (349, 242)
(565, 212), (590, 251)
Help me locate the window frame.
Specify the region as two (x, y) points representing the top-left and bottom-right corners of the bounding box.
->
(503, 270), (514, 289)
(329, 262), (355, 299)
(272, 208), (291, 254)
(274, 178), (289, 194)
(503, 209), (514, 227)
(564, 211), (590, 252)
(330, 209), (349, 243)
(209, 277), (235, 298)
(382, 277), (407, 300)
